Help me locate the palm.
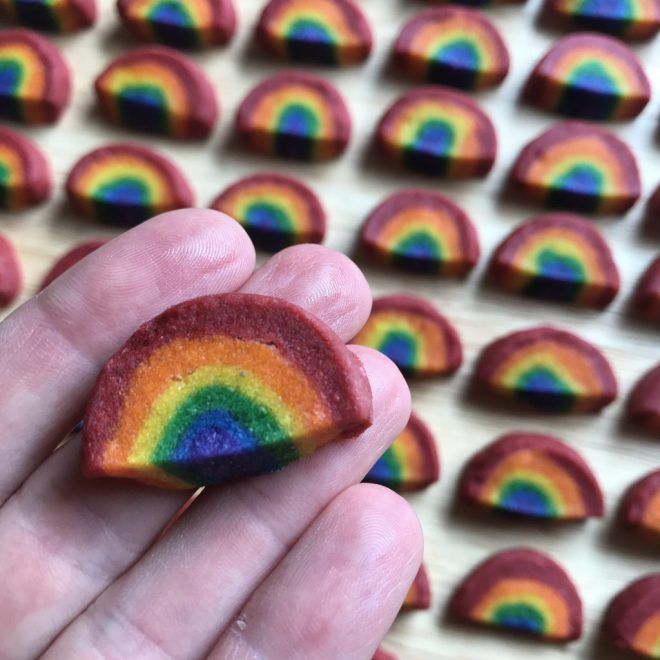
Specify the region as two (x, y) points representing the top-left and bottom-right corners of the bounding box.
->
(0, 209), (421, 659)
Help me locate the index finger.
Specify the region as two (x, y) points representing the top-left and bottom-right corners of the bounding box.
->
(0, 209), (256, 505)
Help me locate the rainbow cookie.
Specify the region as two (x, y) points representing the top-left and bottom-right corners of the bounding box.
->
(511, 121), (641, 214)
(543, 0), (660, 41)
(393, 8), (509, 90)
(0, 233), (22, 308)
(360, 189), (479, 276)
(82, 293), (372, 488)
(117, 0), (236, 49)
(373, 649), (397, 660)
(236, 72), (351, 161)
(632, 257), (660, 324)
(0, 28), (71, 124)
(94, 46), (218, 139)
(256, 0), (372, 66)
(459, 432), (604, 520)
(474, 326), (617, 413)
(605, 575), (660, 658)
(620, 470), (660, 542)
(489, 213), (620, 308)
(210, 172), (326, 252)
(648, 184), (660, 217)
(450, 548), (583, 641)
(376, 87), (496, 178)
(402, 564), (432, 611)
(364, 412), (439, 492)
(0, 126), (51, 210)
(39, 239), (107, 290)
(352, 295), (462, 378)
(523, 33), (650, 121)
(66, 143), (194, 227)
(1, 0), (96, 32)
(627, 364), (660, 436)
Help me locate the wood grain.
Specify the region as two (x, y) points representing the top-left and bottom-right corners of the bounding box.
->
(1, 1), (658, 658)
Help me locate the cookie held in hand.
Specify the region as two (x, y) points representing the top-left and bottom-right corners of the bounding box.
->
(83, 293), (372, 489)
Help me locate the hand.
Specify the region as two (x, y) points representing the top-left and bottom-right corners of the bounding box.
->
(0, 210), (422, 659)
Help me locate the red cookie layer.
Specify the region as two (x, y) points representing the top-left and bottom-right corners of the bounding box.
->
(523, 33), (650, 121)
(489, 213), (620, 309)
(632, 257), (660, 324)
(459, 432), (604, 519)
(605, 574), (660, 657)
(474, 326), (618, 413)
(256, 0), (373, 65)
(620, 469), (660, 541)
(0, 233), (22, 307)
(0, 28), (72, 124)
(0, 126), (51, 210)
(236, 71), (351, 161)
(39, 239), (107, 290)
(94, 46), (218, 139)
(360, 189), (480, 277)
(402, 564), (432, 611)
(393, 7), (510, 89)
(83, 293), (373, 481)
(627, 364), (660, 436)
(510, 121), (641, 215)
(450, 547), (583, 641)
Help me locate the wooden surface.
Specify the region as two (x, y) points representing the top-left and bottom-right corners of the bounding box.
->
(1, 1), (659, 658)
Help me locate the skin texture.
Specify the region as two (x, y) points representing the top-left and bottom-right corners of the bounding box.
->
(0, 209), (420, 659)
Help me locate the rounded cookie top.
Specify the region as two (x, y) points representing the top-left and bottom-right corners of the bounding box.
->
(364, 411), (439, 492)
(117, 0), (236, 49)
(210, 172), (326, 252)
(524, 33), (650, 121)
(82, 293), (372, 488)
(394, 7), (509, 90)
(376, 87), (496, 178)
(605, 574), (660, 658)
(489, 213), (620, 308)
(94, 46), (218, 139)
(619, 469), (660, 541)
(474, 325), (617, 413)
(236, 71), (351, 161)
(627, 363), (660, 436)
(351, 294), (462, 378)
(256, 0), (372, 66)
(0, 28), (72, 124)
(459, 431), (604, 519)
(0, 126), (51, 210)
(450, 548), (583, 641)
(543, 0), (660, 41)
(632, 257), (660, 324)
(360, 189), (479, 277)
(510, 121), (641, 215)
(66, 143), (195, 226)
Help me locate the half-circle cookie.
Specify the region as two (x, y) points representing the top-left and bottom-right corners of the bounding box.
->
(474, 326), (617, 413)
(82, 293), (372, 488)
(351, 294), (462, 378)
(459, 432), (604, 519)
(450, 548), (583, 641)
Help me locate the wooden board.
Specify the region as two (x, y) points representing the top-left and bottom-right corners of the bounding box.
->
(1, 1), (658, 658)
